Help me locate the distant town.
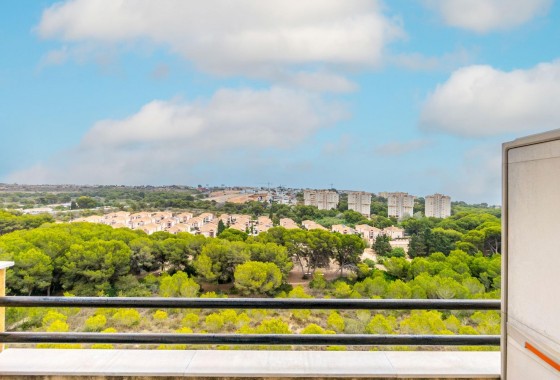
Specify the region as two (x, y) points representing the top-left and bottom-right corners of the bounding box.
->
(0, 183), (472, 255)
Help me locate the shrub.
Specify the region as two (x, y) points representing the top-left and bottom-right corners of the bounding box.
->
(291, 309), (311, 321)
(332, 281), (352, 298)
(236, 312), (251, 328)
(387, 248), (406, 258)
(112, 309), (141, 327)
(301, 324), (334, 334)
(444, 315), (461, 333)
(255, 318), (291, 334)
(85, 314), (107, 332)
(153, 310), (168, 321)
(344, 319), (364, 334)
(309, 271), (327, 289)
(46, 319), (69, 332)
(327, 312), (345, 333)
(400, 311), (449, 335)
(288, 285), (311, 298)
(220, 309), (238, 328)
(181, 313), (200, 328)
(176, 327), (193, 333)
(366, 315), (397, 334)
(42, 311), (67, 327)
(205, 313), (225, 332)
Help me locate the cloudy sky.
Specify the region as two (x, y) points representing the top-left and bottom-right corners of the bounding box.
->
(1, 0), (559, 204)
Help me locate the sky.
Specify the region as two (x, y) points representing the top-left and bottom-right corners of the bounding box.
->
(1, 0), (559, 204)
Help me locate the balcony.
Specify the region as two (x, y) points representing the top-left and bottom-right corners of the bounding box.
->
(0, 290), (501, 379)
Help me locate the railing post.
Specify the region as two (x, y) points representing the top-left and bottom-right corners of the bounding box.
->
(0, 261), (14, 353)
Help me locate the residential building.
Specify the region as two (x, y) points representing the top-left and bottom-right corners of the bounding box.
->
(331, 224), (355, 235)
(160, 218), (177, 229)
(425, 193), (451, 218)
(387, 192), (415, 219)
(279, 218), (299, 229)
(347, 191), (372, 217)
(141, 223), (162, 235)
(256, 216), (274, 233)
(198, 223), (217, 238)
(382, 226), (405, 239)
(176, 212), (193, 223)
(303, 190), (339, 210)
(198, 213), (214, 223)
(355, 224), (382, 243)
(302, 220), (328, 231)
(229, 222), (248, 232)
(167, 224), (190, 234)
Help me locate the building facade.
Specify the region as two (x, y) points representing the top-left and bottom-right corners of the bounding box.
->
(347, 191), (372, 217)
(387, 192), (415, 219)
(303, 190), (339, 210)
(425, 193), (451, 218)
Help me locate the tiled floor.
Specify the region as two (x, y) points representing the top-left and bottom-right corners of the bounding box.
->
(0, 348), (501, 378)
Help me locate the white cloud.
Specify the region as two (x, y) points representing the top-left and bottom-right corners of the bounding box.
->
(37, 0), (403, 77)
(390, 48), (474, 71)
(282, 71), (358, 93)
(7, 87), (345, 185)
(420, 61), (560, 137)
(442, 145), (502, 204)
(424, 0), (552, 33)
(374, 139), (433, 156)
(39, 46), (69, 67)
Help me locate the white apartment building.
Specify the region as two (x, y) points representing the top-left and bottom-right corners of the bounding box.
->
(425, 193), (451, 218)
(387, 192), (415, 220)
(347, 191), (372, 217)
(303, 190), (339, 210)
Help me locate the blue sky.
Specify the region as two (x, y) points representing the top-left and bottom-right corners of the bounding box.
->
(1, 0), (559, 204)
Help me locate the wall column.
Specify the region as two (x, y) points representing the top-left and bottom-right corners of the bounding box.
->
(0, 261), (14, 353)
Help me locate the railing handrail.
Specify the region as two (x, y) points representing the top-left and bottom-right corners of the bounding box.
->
(0, 296), (501, 346)
(0, 296), (501, 310)
(0, 332), (500, 346)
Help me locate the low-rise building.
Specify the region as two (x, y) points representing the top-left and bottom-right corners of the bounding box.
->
(198, 213), (214, 223)
(302, 220), (328, 231)
(141, 223), (162, 235)
(382, 226), (405, 239)
(198, 223), (218, 238)
(279, 218), (300, 229)
(176, 212), (193, 223)
(355, 224), (382, 242)
(331, 224), (355, 235)
(167, 224), (190, 234)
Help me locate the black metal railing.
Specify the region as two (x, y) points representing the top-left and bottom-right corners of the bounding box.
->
(0, 297), (501, 346)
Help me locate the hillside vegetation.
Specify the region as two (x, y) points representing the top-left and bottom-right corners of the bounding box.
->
(0, 207), (501, 351)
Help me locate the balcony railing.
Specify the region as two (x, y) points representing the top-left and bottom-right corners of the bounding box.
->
(0, 297), (501, 347)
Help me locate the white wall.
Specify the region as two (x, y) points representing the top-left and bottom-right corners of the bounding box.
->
(504, 131), (560, 379)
